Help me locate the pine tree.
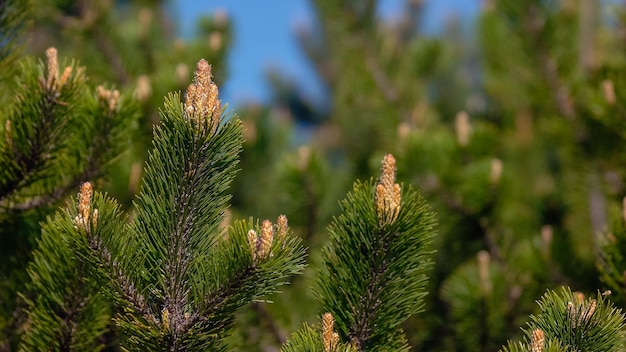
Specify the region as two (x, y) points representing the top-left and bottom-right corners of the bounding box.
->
(0, 0), (228, 347)
(19, 59), (307, 350)
(0, 3), (139, 341)
(6, 0), (626, 350)
(27, 0), (233, 206)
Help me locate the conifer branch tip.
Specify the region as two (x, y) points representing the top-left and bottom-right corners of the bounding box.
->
(75, 182), (97, 232)
(183, 59), (221, 132)
(376, 154), (401, 226)
(259, 219), (274, 259)
(248, 216), (288, 263)
(567, 296), (597, 328)
(96, 85), (121, 112)
(530, 329), (544, 352)
(45, 47), (58, 90)
(276, 214), (288, 241)
(322, 312), (340, 352)
(44, 47), (74, 91)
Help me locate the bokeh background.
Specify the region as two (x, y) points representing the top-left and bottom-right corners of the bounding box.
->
(176, 0), (481, 107)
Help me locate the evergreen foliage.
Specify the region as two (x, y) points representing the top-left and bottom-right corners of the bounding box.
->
(501, 288), (626, 352)
(283, 154), (437, 351)
(0, 49), (136, 211)
(18, 60), (307, 350)
(316, 156), (435, 351)
(26, 0), (233, 208)
(0, 46), (137, 347)
(20, 189), (123, 351)
(6, 0), (626, 351)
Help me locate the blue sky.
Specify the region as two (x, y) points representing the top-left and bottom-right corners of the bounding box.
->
(175, 0), (480, 107)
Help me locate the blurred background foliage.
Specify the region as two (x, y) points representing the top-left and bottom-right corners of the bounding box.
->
(3, 0), (626, 350)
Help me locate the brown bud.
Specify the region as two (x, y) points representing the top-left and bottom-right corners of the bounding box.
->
(297, 146), (310, 171)
(161, 307), (170, 332)
(454, 111), (471, 146)
(582, 299), (597, 323)
(540, 225), (553, 257)
(45, 47), (58, 90)
(97, 85), (121, 112)
(59, 66), (72, 86)
(322, 312), (339, 352)
(276, 215), (289, 240)
(209, 32), (223, 51)
(530, 329), (544, 352)
(184, 59), (222, 131)
(75, 182), (93, 232)
(92, 208), (99, 228)
(568, 297), (597, 328)
(247, 229), (258, 262)
(259, 219), (274, 259)
(397, 122), (411, 141)
(575, 292), (585, 303)
(376, 154), (401, 226)
(175, 63), (189, 85)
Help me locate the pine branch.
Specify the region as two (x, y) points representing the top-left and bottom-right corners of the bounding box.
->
(440, 250), (514, 350)
(0, 48), (136, 213)
(500, 288), (626, 352)
(190, 218), (306, 342)
(8, 86), (136, 211)
(19, 184), (117, 351)
(314, 154), (436, 351)
(0, 49), (85, 203)
(65, 60), (308, 350)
